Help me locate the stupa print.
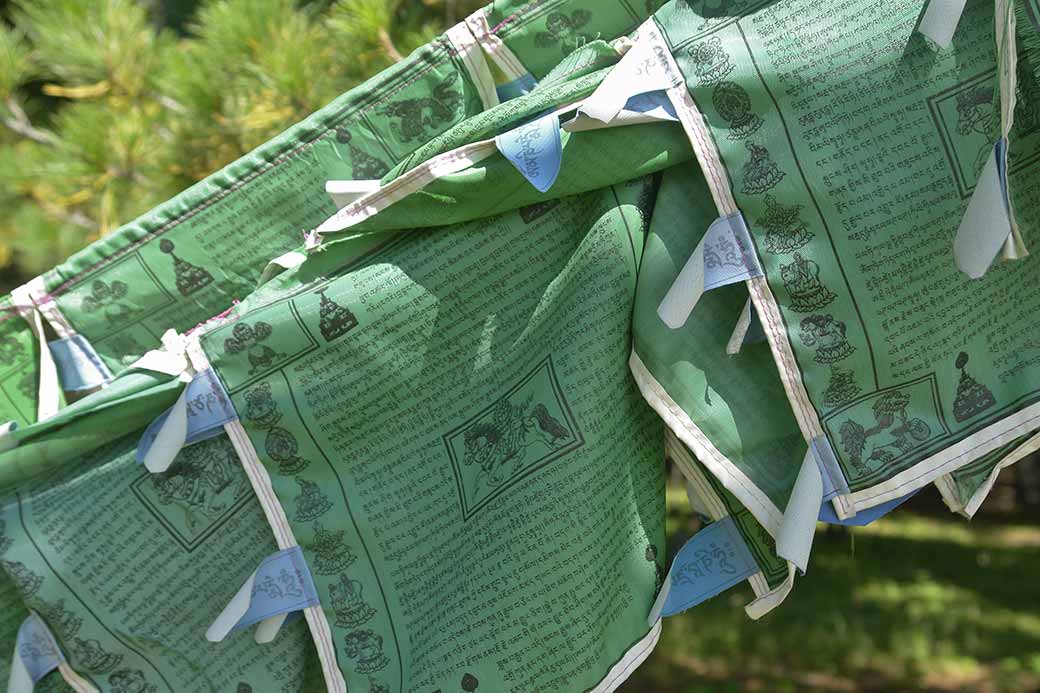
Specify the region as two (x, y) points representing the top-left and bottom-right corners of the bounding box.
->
(336, 128), (389, 180)
(741, 142), (785, 195)
(159, 239), (213, 297)
(952, 352), (996, 422)
(318, 289), (359, 342)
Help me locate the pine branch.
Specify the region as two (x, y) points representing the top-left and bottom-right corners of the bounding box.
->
(378, 28), (403, 62)
(2, 97), (56, 146)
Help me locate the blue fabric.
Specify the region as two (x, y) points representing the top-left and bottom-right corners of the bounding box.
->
(495, 112), (562, 193)
(659, 516), (757, 617)
(234, 546), (320, 632)
(136, 367), (237, 464)
(622, 90), (678, 120)
(48, 334), (112, 391)
(16, 614), (64, 684)
(495, 73), (537, 102)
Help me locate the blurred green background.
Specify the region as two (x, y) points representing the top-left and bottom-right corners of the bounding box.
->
(1, 2), (1038, 691)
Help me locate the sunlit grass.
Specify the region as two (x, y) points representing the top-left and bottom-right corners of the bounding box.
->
(623, 487), (1040, 692)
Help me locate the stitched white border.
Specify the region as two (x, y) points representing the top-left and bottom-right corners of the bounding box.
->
(186, 339), (346, 693)
(631, 350), (783, 535)
(588, 620), (661, 693)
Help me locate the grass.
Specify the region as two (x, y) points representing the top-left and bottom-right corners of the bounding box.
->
(621, 486), (1040, 692)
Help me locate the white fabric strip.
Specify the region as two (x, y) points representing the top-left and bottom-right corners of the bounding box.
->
(918, 0), (968, 48)
(445, 20), (500, 110)
(187, 339), (346, 693)
(9, 284), (60, 422)
(996, 0), (1027, 260)
(775, 448), (823, 574)
(325, 180), (383, 210)
(465, 9), (529, 81)
(23, 276), (74, 339)
(315, 141), (498, 234)
(726, 298), (754, 355)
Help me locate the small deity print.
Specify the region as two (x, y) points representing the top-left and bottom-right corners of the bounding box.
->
(243, 382), (282, 429)
(368, 679), (390, 693)
(823, 365), (861, 408)
(799, 314), (855, 364)
(293, 477), (332, 522)
(36, 598), (82, 636)
(741, 142), (785, 195)
(712, 81), (763, 140)
(242, 383), (311, 475)
(71, 638), (123, 673)
(317, 289), (359, 342)
(334, 128), (390, 180)
(3, 560), (43, 597)
(344, 629), (390, 674)
(108, 669), (157, 693)
(159, 239), (213, 297)
(689, 36), (735, 86)
(330, 574), (376, 628)
(461, 673), (480, 691)
(952, 352), (997, 422)
(311, 523), (357, 575)
(382, 73), (462, 143)
(81, 279), (136, 325)
(265, 427), (311, 475)
(0, 517), (12, 555)
(223, 321), (286, 376)
(236, 684), (253, 693)
(839, 390), (932, 474)
(780, 253), (835, 312)
(755, 194), (813, 254)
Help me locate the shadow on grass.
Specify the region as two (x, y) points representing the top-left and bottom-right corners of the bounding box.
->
(621, 494), (1040, 692)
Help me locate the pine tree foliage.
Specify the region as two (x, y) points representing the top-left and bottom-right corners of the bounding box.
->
(0, 0), (483, 288)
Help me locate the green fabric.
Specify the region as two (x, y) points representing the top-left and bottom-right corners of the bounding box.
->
(0, 0), (1038, 690)
(0, 299), (39, 428)
(0, 433), (322, 691)
(656, 0), (1040, 502)
(200, 177), (666, 692)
